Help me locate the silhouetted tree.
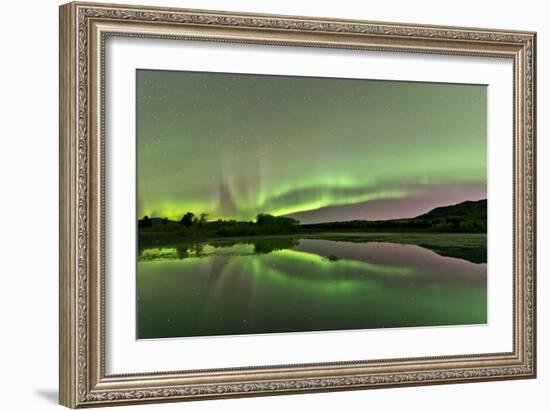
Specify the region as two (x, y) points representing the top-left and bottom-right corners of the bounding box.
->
(180, 212), (194, 227)
(138, 215), (152, 228)
(198, 213), (208, 228)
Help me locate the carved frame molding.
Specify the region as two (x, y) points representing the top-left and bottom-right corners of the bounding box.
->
(59, 2), (536, 408)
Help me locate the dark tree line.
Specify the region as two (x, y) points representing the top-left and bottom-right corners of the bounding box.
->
(138, 212), (300, 237)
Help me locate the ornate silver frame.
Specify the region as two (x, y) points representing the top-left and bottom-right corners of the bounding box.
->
(59, 2), (536, 408)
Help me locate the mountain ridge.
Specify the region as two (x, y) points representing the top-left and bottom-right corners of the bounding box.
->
(300, 198), (487, 233)
(415, 199), (487, 220)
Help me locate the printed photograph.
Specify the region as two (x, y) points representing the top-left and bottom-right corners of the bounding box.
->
(136, 69), (487, 339)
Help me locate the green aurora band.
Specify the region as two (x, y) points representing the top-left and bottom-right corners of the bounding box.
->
(137, 70), (487, 223)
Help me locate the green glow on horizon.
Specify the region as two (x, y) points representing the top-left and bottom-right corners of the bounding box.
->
(137, 70), (487, 222)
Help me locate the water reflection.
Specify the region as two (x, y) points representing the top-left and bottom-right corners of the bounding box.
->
(137, 236), (487, 339)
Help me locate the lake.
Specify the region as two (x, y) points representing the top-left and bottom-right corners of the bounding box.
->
(137, 235), (487, 339)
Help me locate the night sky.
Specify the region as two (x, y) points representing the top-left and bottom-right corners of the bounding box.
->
(137, 70), (486, 224)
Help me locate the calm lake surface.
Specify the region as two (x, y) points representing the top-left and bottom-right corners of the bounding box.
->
(137, 235), (487, 339)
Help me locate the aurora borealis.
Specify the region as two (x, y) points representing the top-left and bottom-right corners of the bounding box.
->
(137, 69), (487, 223)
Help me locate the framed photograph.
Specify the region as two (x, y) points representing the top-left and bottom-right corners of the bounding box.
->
(59, 2), (537, 408)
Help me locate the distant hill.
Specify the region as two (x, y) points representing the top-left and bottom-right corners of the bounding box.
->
(416, 199), (487, 221)
(301, 199), (487, 233)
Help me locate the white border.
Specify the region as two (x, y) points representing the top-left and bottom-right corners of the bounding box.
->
(105, 37), (513, 374)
